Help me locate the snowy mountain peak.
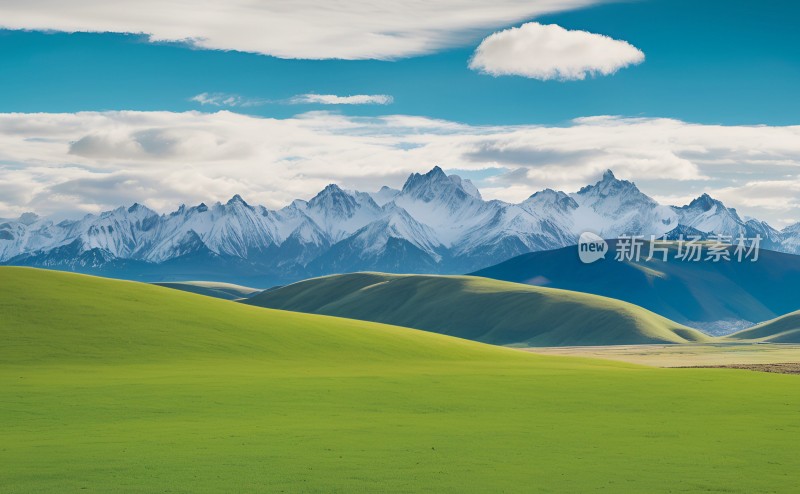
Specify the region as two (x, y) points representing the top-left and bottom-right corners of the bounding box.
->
(308, 183), (358, 216)
(448, 175), (482, 200)
(745, 218), (781, 243)
(226, 194), (249, 207)
(370, 186), (400, 206)
(102, 204), (156, 222)
(125, 203), (157, 218)
(783, 222), (800, 234)
(577, 169), (641, 199)
(687, 193), (723, 212)
(401, 166), (450, 196)
(781, 222), (800, 254)
(674, 193), (747, 237)
(303, 183), (381, 243)
(428, 165), (447, 176)
(678, 193), (740, 219)
(400, 166), (480, 206)
(309, 183), (347, 203)
(572, 171), (675, 237)
(575, 170), (656, 210)
(525, 189), (578, 211)
(287, 199), (307, 210)
(317, 183), (344, 195)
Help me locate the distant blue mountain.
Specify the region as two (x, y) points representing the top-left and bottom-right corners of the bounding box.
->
(472, 241), (800, 334)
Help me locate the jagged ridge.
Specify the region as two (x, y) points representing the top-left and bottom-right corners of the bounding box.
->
(1, 166), (798, 284)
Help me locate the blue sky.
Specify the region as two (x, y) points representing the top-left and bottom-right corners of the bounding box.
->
(0, 0), (799, 226)
(1, 0), (798, 125)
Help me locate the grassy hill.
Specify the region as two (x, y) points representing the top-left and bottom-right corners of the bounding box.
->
(1, 268), (505, 366)
(727, 310), (800, 343)
(244, 272), (709, 346)
(472, 243), (800, 334)
(152, 280), (261, 300)
(2, 267), (800, 493)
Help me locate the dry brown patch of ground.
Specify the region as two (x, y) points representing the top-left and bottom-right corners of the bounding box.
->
(521, 343), (800, 368)
(678, 363), (800, 374)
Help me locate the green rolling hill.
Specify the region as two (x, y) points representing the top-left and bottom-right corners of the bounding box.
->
(472, 243), (800, 334)
(152, 280), (261, 300)
(1, 268), (504, 366)
(244, 272), (710, 346)
(2, 267), (800, 493)
(728, 310), (800, 343)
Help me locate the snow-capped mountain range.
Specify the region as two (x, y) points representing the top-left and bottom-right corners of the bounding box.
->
(2, 167), (798, 285)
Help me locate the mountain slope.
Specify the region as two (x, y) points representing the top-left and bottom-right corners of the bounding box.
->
(307, 206), (445, 274)
(472, 242), (800, 333)
(781, 222), (800, 253)
(3, 267), (800, 493)
(244, 273), (709, 346)
(572, 170), (677, 237)
(727, 310), (800, 343)
(152, 281), (262, 300)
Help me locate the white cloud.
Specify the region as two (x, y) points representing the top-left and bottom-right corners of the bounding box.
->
(0, 0), (604, 60)
(191, 92), (392, 107)
(469, 22), (645, 80)
(191, 93), (267, 107)
(0, 111), (799, 226)
(713, 181), (800, 213)
(289, 94), (394, 105)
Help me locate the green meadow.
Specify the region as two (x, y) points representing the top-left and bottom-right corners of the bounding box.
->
(245, 273), (709, 346)
(2, 267), (799, 493)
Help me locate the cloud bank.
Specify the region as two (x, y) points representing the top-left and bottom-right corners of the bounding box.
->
(0, 111), (799, 227)
(470, 23), (645, 80)
(0, 0), (603, 60)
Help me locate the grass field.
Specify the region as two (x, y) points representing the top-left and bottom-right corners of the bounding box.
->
(245, 273), (709, 346)
(2, 267), (800, 493)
